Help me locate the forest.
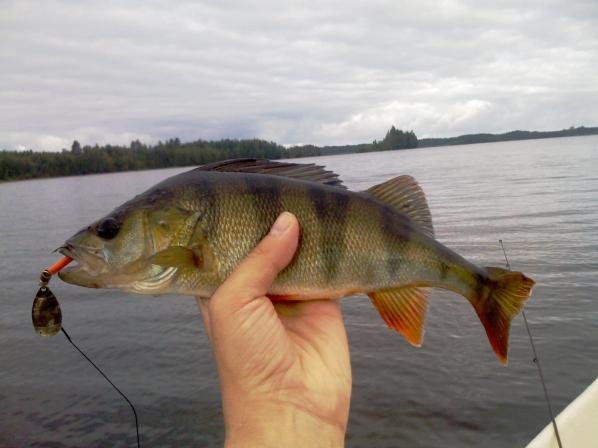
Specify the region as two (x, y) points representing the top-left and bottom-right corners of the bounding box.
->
(1, 125), (596, 181)
(417, 126), (598, 147)
(0, 126), (417, 181)
(0, 138), (285, 181)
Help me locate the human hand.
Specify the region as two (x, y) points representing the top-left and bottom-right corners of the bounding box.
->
(197, 212), (352, 448)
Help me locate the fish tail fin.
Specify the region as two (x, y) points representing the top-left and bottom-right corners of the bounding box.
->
(474, 267), (535, 365)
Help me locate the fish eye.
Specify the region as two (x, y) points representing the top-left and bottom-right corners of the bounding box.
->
(96, 217), (120, 240)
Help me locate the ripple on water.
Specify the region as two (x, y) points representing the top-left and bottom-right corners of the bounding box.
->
(2, 136), (597, 447)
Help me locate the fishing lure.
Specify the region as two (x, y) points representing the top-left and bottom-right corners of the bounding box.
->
(31, 255), (140, 447)
(32, 256), (72, 336)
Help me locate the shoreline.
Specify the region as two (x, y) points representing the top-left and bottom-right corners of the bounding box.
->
(1, 131), (597, 184)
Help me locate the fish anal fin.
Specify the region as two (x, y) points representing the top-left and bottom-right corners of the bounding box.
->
(368, 286), (430, 346)
(365, 175), (434, 238)
(194, 158), (345, 188)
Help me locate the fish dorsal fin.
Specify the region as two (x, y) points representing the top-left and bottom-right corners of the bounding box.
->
(368, 286), (430, 346)
(365, 175), (434, 237)
(196, 158), (345, 188)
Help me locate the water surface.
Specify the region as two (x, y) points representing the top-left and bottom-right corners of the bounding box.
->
(1, 136), (597, 447)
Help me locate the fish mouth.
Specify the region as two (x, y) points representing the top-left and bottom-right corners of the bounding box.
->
(56, 243), (111, 288)
(56, 243), (158, 290)
(58, 243), (109, 272)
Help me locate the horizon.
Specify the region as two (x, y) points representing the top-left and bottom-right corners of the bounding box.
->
(3, 1), (597, 151)
(2, 124), (596, 153)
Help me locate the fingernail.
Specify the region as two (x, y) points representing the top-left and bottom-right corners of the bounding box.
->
(270, 212), (292, 236)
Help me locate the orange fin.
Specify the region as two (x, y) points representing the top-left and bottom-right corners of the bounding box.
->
(475, 267), (535, 365)
(365, 175), (434, 238)
(368, 286), (430, 346)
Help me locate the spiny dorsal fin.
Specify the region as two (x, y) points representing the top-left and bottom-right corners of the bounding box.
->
(368, 286), (430, 346)
(365, 175), (434, 237)
(196, 158), (345, 188)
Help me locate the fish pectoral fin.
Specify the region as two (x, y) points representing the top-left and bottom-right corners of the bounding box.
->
(365, 175), (434, 238)
(149, 245), (216, 271)
(150, 246), (196, 268)
(368, 286), (430, 347)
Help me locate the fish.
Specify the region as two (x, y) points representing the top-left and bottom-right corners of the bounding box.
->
(58, 158), (535, 364)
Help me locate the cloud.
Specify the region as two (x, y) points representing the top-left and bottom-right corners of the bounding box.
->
(318, 99), (494, 142)
(1, 0), (597, 150)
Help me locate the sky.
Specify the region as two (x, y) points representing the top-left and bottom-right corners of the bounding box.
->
(1, 0), (597, 151)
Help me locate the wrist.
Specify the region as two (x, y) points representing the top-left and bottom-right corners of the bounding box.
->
(224, 402), (346, 448)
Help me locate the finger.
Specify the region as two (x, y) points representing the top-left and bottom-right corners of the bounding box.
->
(210, 212), (300, 315)
(196, 296), (213, 341)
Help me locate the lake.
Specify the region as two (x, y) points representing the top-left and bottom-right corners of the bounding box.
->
(1, 136), (597, 447)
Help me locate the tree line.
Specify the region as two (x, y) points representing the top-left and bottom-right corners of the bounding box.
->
(0, 126), (418, 181)
(286, 126), (418, 158)
(418, 126), (598, 147)
(10, 124), (595, 182)
(0, 138), (285, 181)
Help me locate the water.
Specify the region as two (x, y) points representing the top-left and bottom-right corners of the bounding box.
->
(1, 136), (597, 447)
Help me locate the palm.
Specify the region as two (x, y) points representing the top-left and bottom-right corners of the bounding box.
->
(274, 299), (351, 421)
(199, 213), (351, 443)
(210, 296), (352, 430)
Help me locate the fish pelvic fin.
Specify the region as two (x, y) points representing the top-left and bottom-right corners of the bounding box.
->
(474, 267), (535, 365)
(365, 175), (434, 238)
(368, 286), (430, 347)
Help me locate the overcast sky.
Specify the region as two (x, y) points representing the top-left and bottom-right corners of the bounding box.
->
(1, 0), (597, 151)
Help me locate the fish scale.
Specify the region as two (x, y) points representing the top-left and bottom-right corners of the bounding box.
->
(57, 159), (535, 364)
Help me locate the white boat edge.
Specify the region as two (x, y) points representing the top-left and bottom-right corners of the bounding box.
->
(525, 377), (598, 448)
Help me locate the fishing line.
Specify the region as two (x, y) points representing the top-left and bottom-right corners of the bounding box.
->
(499, 240), (563, 448)
(32, 258), (141, 448)
(61, 327), (141, 448)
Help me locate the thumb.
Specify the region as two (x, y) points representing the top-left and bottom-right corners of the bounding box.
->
(209, 211), (300, 315)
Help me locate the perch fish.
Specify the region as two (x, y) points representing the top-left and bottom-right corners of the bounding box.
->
(58, 159), (535, 364)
